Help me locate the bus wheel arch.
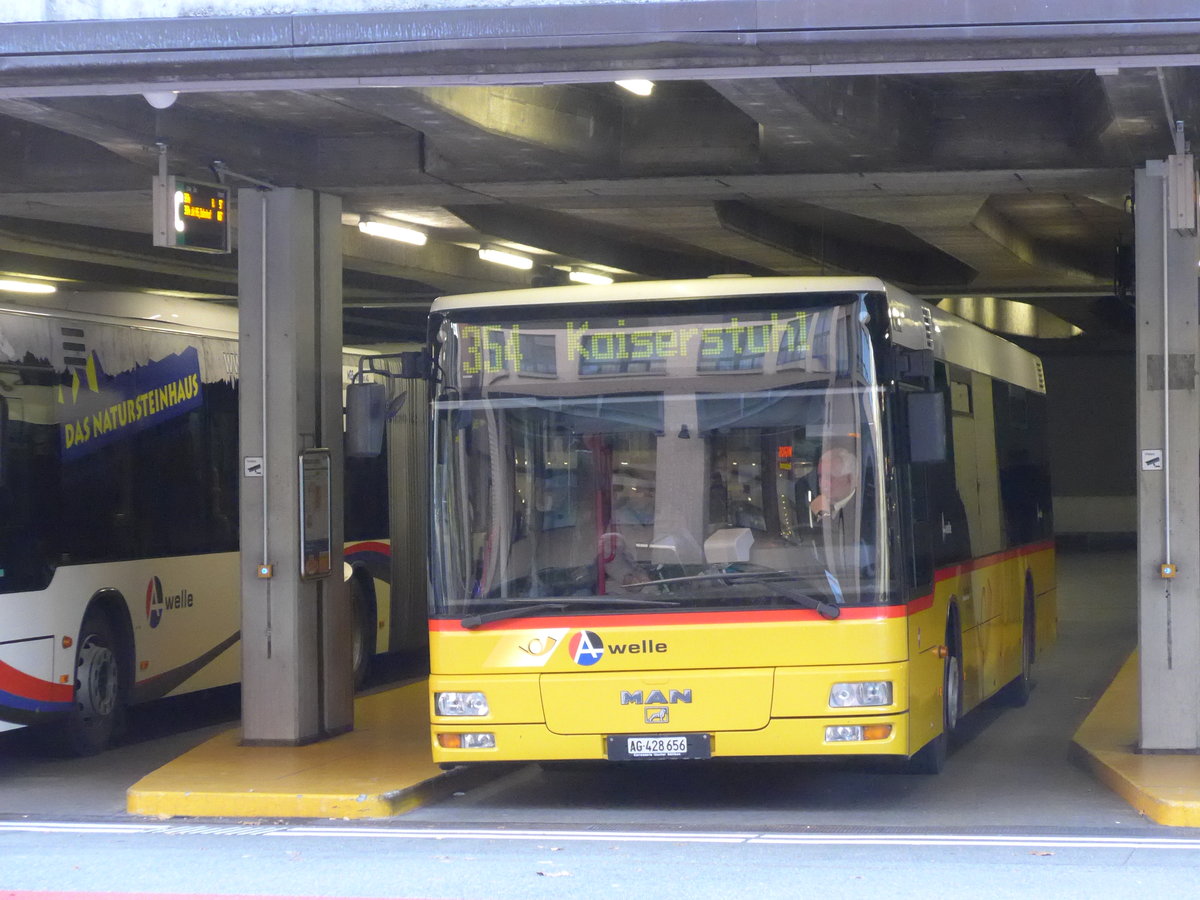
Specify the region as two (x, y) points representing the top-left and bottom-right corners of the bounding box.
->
(59, 592), (133, 756)
(909, 604), (963, 775)
(347, 568), (377, 690)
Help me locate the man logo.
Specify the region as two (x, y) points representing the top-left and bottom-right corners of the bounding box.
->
(645, 707), (669, 724)
(568, 630), (605, 666)
(146, 576), (164, 629)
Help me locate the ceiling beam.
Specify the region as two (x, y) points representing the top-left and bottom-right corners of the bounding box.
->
(1086, 67), (1177, 164)
(447, 203), (770, 278)
(0, 95), (430, 192)
(318, 86), (618, 181)
(969, 197), (1111, 282)
(714, 199), (976, 286)
(708, 77), (927, 169)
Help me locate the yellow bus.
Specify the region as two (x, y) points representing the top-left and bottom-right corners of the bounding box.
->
(425, 277), (1055, 773)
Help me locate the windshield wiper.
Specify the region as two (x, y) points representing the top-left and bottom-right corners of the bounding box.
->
(460, 596), (681, 629)
(461, 602), (568, 629)
(628, 569), (841, 620)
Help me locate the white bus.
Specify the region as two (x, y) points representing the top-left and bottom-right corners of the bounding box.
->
(0, 291), (398, 754)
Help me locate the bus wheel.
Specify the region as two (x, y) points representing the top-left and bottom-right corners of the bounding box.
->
(349, 576), (376, 691)
(1000, 595), (1035, 707)
(62, 610), (125, 756)
(909, 623), (962, 775)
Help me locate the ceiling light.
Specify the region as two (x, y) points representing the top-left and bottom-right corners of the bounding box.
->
(0, 279), (56, 294)
(568, 268), (613, 286)
(358, 219), (427, 246)
(478, 246), (533, 270)
(143, 91), (179, 110)
(616, 79), (655, 96)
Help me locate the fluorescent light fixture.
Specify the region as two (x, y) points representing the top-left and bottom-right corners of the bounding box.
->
(568, 268), (613, 285)
(616, 79), (655, 96)
(0, 279), (56, 294)
(478, 246), (534, 270)
(358, 219), (428, 246)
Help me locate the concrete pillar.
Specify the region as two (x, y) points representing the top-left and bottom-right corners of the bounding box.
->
(237, 187), (352, 745)
(1135, 159), (1200, 751)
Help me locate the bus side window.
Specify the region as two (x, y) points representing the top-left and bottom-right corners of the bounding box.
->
(906, 393), (946, 463)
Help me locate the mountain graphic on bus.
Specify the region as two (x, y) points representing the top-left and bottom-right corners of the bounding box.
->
(58, 347), (203, 460)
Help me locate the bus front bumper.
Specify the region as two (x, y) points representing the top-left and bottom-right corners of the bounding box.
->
(430, 714), (909, 764)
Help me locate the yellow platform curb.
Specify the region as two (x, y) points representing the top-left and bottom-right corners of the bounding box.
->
(1072, 651), (1200, 827)
(128, 679), (474, 819)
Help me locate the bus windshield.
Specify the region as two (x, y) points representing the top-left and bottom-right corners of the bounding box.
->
(431, 294), (886, 621)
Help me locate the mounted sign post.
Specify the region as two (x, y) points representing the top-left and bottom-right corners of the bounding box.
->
(152, 172), (231, 254)
(298, 448), (333, 580)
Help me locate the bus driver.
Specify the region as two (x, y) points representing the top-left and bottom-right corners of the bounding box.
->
(809, 446), (858, 524)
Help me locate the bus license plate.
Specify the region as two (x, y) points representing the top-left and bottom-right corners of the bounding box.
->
(607, 734), (711, 760)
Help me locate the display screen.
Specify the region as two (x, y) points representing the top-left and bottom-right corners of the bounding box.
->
(155, 177), (230, 254)
(454, 312), (811, 380)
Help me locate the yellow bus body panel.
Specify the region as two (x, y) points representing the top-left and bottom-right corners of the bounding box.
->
(430, 615), (907, 675)
(429, 543), (1055, 765)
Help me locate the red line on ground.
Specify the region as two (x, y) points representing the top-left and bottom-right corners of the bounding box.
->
(0, 893), (436, 900)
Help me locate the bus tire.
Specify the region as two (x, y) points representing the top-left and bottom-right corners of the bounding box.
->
(1000, 587), (1035, 707)
(909, 617), (962, 775)
(349, 575), (376, 691)
(61, 608), (126, 756)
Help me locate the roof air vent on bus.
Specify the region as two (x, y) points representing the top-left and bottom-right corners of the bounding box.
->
(920, 308), (936, 350)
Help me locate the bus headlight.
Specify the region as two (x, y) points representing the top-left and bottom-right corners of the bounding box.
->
(825, 724), (892, 742)
(437, 732), (496, 749)
(828, 681), (893, 708)
(435, 691), (490, 716)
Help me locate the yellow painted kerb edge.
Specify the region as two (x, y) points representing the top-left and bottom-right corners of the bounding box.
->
(1072, 651), (1200, 827)
(127, 680), (495, 819)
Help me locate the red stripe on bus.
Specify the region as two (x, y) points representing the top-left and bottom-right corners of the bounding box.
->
(0, 658), (72, 703)
(345, 540), (391, 556)
(933, 539), (1054, 582)
(430, 604), (914, 631)
(431, 594), (937, 632)
(907, 593), (934, 614)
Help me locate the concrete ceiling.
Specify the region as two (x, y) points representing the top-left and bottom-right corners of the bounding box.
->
(1, 5), (1196, 344)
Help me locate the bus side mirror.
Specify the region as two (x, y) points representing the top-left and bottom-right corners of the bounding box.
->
(346, 382), (387, 458)
(907, 393), (947, 463)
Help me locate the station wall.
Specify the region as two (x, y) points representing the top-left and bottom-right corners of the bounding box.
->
(1043, 350), (1137, 542)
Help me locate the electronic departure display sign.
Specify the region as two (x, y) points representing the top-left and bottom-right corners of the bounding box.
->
(152, 175), (230, 254)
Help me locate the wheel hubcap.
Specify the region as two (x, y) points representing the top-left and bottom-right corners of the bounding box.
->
(76, 637), (117, 719)
(945, 655), (961, 732)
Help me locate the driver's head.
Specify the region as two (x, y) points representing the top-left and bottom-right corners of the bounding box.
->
(817, 446), (857, 503)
